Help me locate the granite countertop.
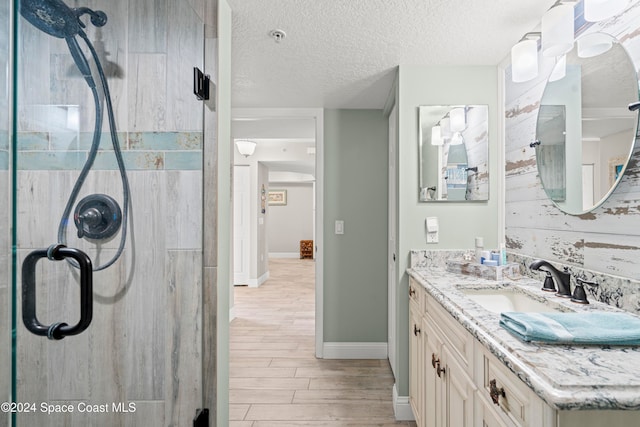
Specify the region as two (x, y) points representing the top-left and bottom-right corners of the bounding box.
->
(407, 266), (640, 411)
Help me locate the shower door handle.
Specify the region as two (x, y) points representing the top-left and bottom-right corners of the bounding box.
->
(22, 244), (93, 340)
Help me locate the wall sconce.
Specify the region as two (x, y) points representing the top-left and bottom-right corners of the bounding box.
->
(449, 107), (466, 132)
(431, 124), (443, 146)
(511, 33), (540, 83)
(542, 1), (575, 57)
(235, 139), (257, 157)
(584, 0), (630, 21)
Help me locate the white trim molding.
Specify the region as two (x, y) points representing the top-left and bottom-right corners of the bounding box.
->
(322, 342), (388, 359)
(247, 271), (269, 288)
(268, 252), (300, 259)
(393, 384), (415, 421)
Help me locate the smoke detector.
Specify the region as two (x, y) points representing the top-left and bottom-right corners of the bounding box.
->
(269, 29), (286, 43)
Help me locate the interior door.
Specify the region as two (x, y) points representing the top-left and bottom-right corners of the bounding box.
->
(234, 165), (251, 285)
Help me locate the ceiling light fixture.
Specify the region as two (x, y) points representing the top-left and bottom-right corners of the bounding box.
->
(511, 33), (541, 83)
(584, 0), (630, 21)
(235, 139), (257, 157)
(542, 1), (575, 57)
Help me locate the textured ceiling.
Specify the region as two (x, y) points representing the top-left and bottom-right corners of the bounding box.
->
(227, 0), (557, 109)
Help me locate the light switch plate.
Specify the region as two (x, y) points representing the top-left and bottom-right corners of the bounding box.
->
(335, 220), (344, 235)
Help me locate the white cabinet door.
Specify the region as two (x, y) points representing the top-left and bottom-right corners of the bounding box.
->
(442, 344), (476, 427)
(424, 316), (443, 427)
(409, 301), (423, 427)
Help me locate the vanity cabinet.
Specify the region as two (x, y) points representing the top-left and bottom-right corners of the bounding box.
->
(409, 279), (475, 427)
(408, 276), (640, 427)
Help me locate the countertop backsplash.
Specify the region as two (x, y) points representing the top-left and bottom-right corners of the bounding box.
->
(410, 249), (640, 314)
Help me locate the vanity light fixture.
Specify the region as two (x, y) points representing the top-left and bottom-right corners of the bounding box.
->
(450, 132), (465, 146)
(431, 124), (443, 146)
(576, 32), (613, 58)
(235, 139), (257, 157)
(511, 33), (540, 83)
(584, 0), (630, 22)
(449, 107), (466, 133)
(549, 54), (567, 82)
(542, 1), (575, 57)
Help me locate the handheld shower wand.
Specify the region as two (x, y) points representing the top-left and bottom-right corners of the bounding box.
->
(20, 0), (130, 271)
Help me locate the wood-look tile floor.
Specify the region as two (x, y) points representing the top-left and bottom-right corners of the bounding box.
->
(229, 258), (417, 427)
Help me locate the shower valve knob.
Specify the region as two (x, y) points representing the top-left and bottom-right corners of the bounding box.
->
(74, 194), (122, 240)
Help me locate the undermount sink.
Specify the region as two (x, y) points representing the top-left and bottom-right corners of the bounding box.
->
(459, 287), (568, 314)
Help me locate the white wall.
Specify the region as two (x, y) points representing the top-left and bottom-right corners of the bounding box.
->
(268, 183), (314, 257)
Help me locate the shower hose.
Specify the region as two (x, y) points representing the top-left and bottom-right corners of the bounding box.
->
(57, 28), (130, 272)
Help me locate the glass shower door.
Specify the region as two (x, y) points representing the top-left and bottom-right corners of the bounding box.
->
(7, 0), (207, 425)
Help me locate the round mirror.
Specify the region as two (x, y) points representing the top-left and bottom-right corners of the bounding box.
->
(535, 32), (639, 215)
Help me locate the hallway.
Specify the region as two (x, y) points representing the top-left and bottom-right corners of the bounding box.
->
(229, 258), (416, 426)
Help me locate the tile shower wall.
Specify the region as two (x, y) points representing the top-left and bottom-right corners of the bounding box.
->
(12, 0), (209, 426)
(505, 2), (640, 311)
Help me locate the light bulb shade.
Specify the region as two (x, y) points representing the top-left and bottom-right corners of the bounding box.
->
(450, 132), (464, 146)
(549, 54), (566, 82)
(577, 32), (613, 58)
(440, 117), (451, 139)
(511, 39), (539, 82)
(584, 0), (630, 21)
(542, 3), (575, 57)
(449, 107), (466, 132)
(431, 125), (443, 146)
(235, 139), (257, 157)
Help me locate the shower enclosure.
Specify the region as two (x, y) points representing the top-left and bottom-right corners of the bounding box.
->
(1, 0), (213, 425)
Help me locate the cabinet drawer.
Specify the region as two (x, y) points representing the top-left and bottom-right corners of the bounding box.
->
(408, 277), (424, 311)
(479, 348), (533, 427)
(425, 294), (474, 375)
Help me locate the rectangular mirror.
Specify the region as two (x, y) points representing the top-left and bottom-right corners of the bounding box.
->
(419, 105), (489, 202)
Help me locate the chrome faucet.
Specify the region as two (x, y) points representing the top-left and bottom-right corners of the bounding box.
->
(529, 260), (572, 298)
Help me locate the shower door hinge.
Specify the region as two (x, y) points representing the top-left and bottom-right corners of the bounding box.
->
(193, 408), (209, 427)
(193, 67), (211, 101)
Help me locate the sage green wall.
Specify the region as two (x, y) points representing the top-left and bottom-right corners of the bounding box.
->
(323, 109), (389, 342)
(394, 65), (499, 396)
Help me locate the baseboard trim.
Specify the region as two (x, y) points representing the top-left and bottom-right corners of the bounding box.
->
(393, 384), (415, 421)
(322, 342), (388, 359)
(268, 252), (300, 259)
(247, 271), (269, 288)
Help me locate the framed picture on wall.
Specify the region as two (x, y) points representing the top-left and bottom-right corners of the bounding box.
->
(268, 189), (287, 206)
(609, 156), (625, 186)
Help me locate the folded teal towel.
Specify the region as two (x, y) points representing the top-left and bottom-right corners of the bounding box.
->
(499, 311), (640, 345)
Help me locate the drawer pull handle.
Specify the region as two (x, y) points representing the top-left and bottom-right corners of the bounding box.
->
(409, 286), (415, 297)
(489, 379), (506, 405)
(431, 353), (439, 369)
(436, 363), (446, 378)
(414, 324), (421, 336)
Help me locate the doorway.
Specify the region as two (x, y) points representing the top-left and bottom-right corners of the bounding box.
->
(231, 108), (325, 357)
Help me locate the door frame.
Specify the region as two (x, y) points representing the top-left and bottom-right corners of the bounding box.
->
(231, 107), (325, 357)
